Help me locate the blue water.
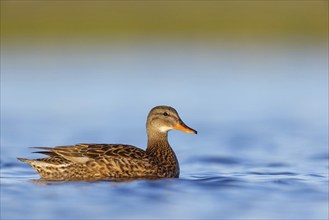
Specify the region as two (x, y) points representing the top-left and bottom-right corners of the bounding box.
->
(1, 41), (328, 219)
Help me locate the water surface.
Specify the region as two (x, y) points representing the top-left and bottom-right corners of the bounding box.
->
(1, 41), (328, 219)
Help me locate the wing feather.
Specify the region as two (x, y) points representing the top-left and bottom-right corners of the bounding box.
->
(31, 144), (149, 164)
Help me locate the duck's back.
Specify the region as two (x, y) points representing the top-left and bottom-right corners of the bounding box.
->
(18, 144), (159, 181)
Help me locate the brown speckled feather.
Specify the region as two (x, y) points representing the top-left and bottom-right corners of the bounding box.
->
(19, 144), (159, 181)
(17, 106), (197, 181)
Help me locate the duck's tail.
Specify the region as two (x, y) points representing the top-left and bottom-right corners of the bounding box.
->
(17, 158), (33, 165)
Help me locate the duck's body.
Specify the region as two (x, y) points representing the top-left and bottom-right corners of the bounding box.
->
(18, 106), (197, 181)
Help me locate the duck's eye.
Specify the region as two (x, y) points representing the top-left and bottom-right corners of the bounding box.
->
(163, 112), (169, 117)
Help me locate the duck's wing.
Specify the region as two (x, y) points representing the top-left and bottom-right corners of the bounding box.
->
(33, 143), (148, 164)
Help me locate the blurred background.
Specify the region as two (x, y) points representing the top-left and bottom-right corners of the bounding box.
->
(1, 1), (328, 219)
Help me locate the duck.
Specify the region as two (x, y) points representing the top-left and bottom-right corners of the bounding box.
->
(17, 105), (197, 181)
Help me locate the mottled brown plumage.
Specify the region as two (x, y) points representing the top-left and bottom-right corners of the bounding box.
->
(17, 106), (197, 181)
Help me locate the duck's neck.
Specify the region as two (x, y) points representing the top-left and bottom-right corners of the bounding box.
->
(146, 131), (171, 158)
(146, 131), (179, 177)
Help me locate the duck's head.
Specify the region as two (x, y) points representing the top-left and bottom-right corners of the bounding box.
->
(146, 106), (197, 135)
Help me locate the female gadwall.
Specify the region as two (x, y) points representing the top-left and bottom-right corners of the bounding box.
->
(18, 106), (197, 181)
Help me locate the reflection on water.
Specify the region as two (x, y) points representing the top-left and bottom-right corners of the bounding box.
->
(1, 42), (328, 219)
(1, 160), (328, 219)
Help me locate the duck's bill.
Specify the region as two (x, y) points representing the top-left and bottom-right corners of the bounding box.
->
(174, 121), (197, 134)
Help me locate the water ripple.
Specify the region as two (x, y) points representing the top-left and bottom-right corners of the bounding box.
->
(246, 171), (298, 176)
(187, 156), (244, 165)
